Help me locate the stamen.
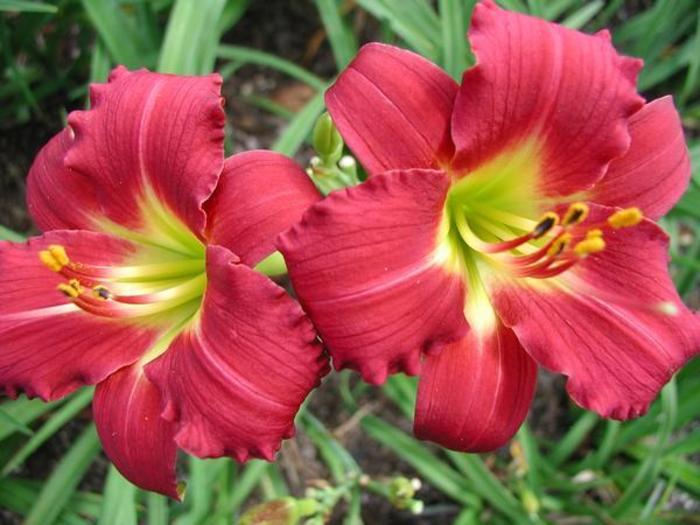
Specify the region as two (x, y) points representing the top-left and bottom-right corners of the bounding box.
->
(57, 282), (80, 298)
(39, 250), (64, 272)
(93, 285), (112, 300)
(562, 202), (589, 226)
(586, 229), (603, 239)
(547, 233), (572, 257)
(48, 245), (70, 266)
(607, 207), (643, 228)
(573, 237), (606, 256)
(532, 212), (559, 239)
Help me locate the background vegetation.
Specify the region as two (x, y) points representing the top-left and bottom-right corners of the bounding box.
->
(0, 0), (699, 523)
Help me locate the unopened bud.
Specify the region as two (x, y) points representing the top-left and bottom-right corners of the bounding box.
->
(312, 112), (343, 164)
(240, 497), (319, 525)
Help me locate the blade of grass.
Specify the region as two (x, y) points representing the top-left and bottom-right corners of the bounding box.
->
(447, 452), (533, 525)
(158, 0), (230, 74)
(549, 411), (599, 467)
(0, 407), (33, 437)
(98, 466), (137, 525)
(273, 89), (327, 156)
(610, 378), (678, 518)
(80, 0), (153, 68)
(361, 415), (480, 508)
(680, 12), (700, 105)
(217, 45), (326, 90)
(299, 410), (359, 482)
(0, 396), (61, 441)
(147, 493), (169, 525)
(0, 0), (56, 13)
(438, 0), (471, 80)
(24, 423), (102, 525)
(314, 0), (357, 69)
(228, 460), (269, 515)
(561, 1), (604, 30)
(2, 387), (94, 476)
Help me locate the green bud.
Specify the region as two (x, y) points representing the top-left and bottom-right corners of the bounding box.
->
(312, 112), (343, 164)
(239, 497), (319, 525)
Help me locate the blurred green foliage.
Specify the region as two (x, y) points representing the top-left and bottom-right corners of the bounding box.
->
(1, 0), (699, 524)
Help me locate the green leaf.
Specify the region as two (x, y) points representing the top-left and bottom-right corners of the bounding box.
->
(217, 45), (326, 91)
(0, 396), (60, 441)
(314, 0), (358, 69)
(158, 0), (233, 74)
(0, 224), (26, 242)
(147, 493), (170, 525)
(355, 0), (441, 61)
(24, 424), (102, 525)
(361, 415), (480, 508)
(438, 0), (471, 79)
(80, 0), (156, 68)
(0, 0), (55, 13)
(0, 407), (33, 437)
(98, 466), (137, 525)
(560, 0), (604, 30)
(2, 388), (94, 476)
(273, 89), (327, 156)
(549, 411), (599, 467)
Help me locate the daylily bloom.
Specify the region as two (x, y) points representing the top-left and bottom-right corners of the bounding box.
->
(0, 67), (327, 497)
(279, 1), (700, 452)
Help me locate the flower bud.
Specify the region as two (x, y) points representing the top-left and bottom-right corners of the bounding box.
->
(312, 112), (344, 164)
(240, 497), (319, 525)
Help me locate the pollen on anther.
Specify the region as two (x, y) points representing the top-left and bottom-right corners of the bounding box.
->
(532, 212), (559, 239)
(562, 202), (589, 226)
(547, 233), (572, 257)
(48, 245), (70, 266)
(607, 207), (643, 229)
(39, 250), (63, 272)
(574, 237), (605, 256)
(57, 282), (80, 299)
(93, 285), (112, 300)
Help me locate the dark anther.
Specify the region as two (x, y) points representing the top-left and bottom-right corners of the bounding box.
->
(533, 216), (556, 238)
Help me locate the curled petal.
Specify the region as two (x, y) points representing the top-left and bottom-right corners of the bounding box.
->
(592, 97), (691, 220)
(490, 206), (700, 419)
(452, 1), (644, 196)
(146, 246), (327, 461)
(204, 151), (321, 266)
(0, 231), (159, 400)
(326, 43), (458, 176)
(27, 128), (100, 232)
(278, 170), (468, 384)
(94, 364), (180, 499)
(64, 66), (225, 236)
(415, 324), (537, 452)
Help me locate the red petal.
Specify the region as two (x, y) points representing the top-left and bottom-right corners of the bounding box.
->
(204, 151), (321, 265)
(592, 97), (691, 220)
(326, 43), (458, 176)
(94, 364), (180, 499)
(278, 170), (468, 384)
(145, 246), (327, 461)
(64, 67), (225, 236)
(415, 324), (537, 452)
(452, 1), (644, 196)
(0, 231), (160, 400)
(491, 206), (700, 419)
(26, 128), (100, 232)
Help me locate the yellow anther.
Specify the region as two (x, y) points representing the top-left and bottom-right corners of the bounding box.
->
(39, 250), (63, 272)
(47, 245), (70, 266)
(57, 282), (80, 298)
(547, 233), (572, 257)
(93, 285), (111, 300)
(562, 202), (589, 226)
(68, 279), (83, 295)
(586, 228), (603, 240)
(532, 212), (559, 239)
(607, 207), (643, 228)
(574, 237), (606, 256)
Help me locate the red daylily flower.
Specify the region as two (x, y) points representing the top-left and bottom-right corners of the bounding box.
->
(279, 1), (700, 452)
(0, 67), (328, 497)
